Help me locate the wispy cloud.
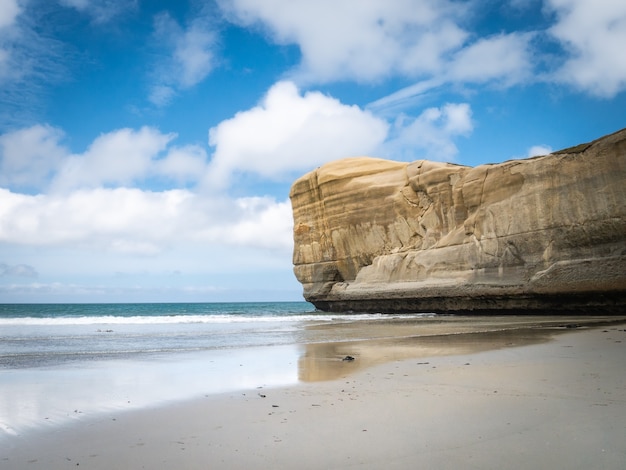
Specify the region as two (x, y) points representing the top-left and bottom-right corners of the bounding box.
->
(0, 3), (69, 129)
(369, 32), (534, 113)
(367, 78), (446, 115)
(546, 0), (626, 97)
(149, 9), (218, 107)
(380, 103), (473, 162)
(58, 0), (138, 24)
(527, 145), (552, 158)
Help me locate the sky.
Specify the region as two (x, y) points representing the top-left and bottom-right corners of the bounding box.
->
(0, 0), (625, 303)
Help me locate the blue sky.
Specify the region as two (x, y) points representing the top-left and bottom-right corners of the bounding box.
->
(0, 0), (625, 303)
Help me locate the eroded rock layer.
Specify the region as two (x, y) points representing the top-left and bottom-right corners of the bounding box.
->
(290, 128), (626, 313)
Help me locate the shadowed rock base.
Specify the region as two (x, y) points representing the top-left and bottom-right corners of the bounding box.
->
(311, 292), (626, 314)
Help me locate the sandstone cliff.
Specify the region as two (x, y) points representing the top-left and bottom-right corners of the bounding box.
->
(290, 128), (626, 313)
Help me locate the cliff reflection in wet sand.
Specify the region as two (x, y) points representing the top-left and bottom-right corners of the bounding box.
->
(296, 315), (624, 382)
(299, 329), (550, 382)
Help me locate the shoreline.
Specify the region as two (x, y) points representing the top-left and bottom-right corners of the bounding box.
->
(2, 315), (623, 435)
(3, 318), (626, 469)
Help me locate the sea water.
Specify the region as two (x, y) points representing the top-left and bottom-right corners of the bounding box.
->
(0, 302), (431, 436)
(0, 302), (320, 368)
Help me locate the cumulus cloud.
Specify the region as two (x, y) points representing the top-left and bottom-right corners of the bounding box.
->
(206, 81), (388, 187)
(220, 198), (293, 250)
(0, 124), (68, 191)
(381, 103), (473, 161)
(219, 0), (471, 83)
(0, 124), (214, 193)
(150, 10), (217, 106)
(154, 144), (209, 185)
(217, 0), (538, 113)
(0, 82), (474, 263)
(0, 187), (292, 255)
(51, 127), (175, 192)
(546, 0), (626, 97)
(0, 108), (300, 256)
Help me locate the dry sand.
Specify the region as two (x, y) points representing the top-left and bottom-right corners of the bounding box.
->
(2, 321), (626, 469)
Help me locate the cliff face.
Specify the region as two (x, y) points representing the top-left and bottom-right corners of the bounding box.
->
(290, 128), (626, 313)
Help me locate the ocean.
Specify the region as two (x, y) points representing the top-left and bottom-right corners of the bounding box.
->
(0, 302), (432, 436)
(0, 302), (436, 368)
(0, 302), (319, 368)
(2, 303), (619, 438)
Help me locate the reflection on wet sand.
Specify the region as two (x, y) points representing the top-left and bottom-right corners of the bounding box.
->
(297, 315), (626, 382)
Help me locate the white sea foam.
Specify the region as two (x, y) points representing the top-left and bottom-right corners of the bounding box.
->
(0, 312), (433, 326)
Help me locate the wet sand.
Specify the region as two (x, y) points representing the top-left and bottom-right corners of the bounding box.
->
(2, 317), (626, 469)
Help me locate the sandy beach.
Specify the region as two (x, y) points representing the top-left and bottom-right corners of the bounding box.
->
(2, 318), (626, 469)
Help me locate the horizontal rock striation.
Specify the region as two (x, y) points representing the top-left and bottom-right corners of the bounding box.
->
(290, 128), (626, 313)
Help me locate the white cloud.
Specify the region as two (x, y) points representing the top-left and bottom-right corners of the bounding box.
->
(547, 0), (626, 97)
(0, 125), (214, 192)
(148, 84), (176, 108)
(220, 0), (624, 106)
(206, 81), (388, 187)
(448, 33), (533, 84)
(0, 114), (296, 255)
(221, 197), (294, 250)
(0, 187), (292, 255)
(155, 144), (209, 185)
(0, 82), (475, 292)
(381, 103), (473, 161)
(150, 10), (217, 106)
(0, 0), (20, 30)
(174, 22), (216, 88)
(0, 124), (67, 190)
(218, 0), (539, 115)
(367, 78), (445, 114)
(51, 127), (176, 192)
(527, 145), (552, 157)
(219, 0), (470, 83)
(369, 32), (535, 113)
